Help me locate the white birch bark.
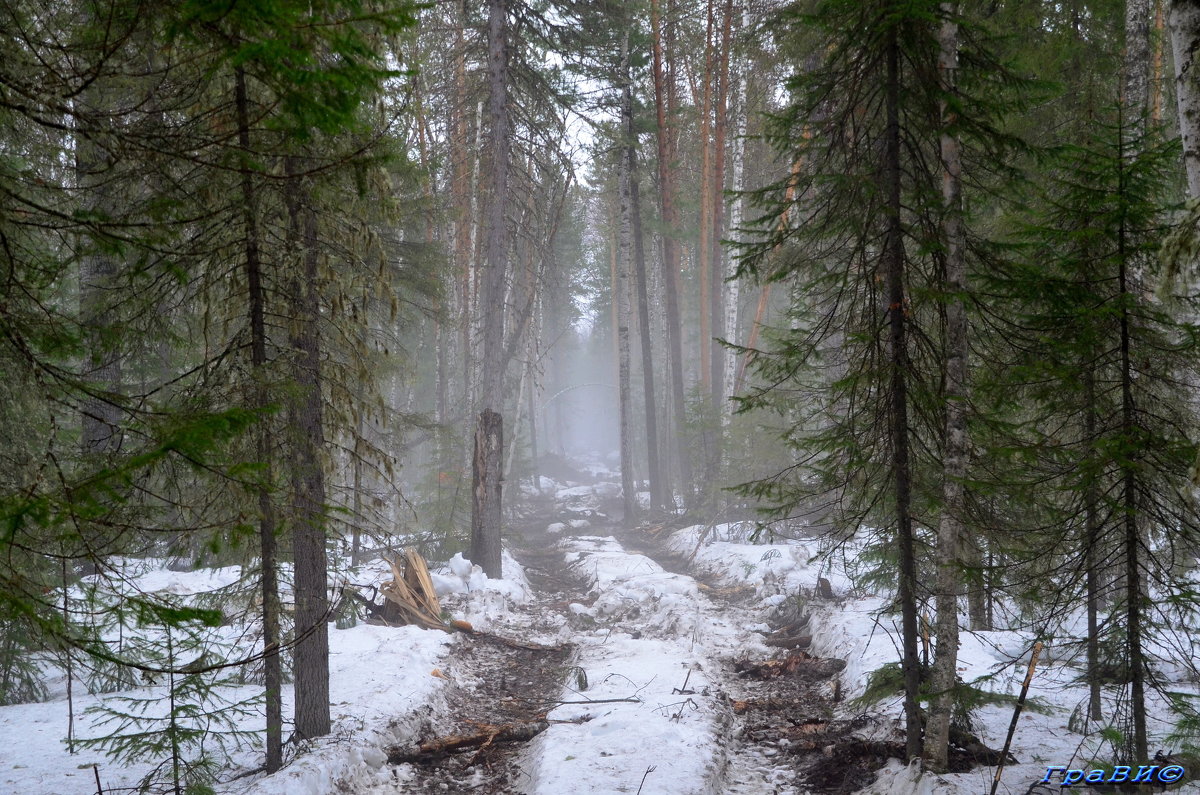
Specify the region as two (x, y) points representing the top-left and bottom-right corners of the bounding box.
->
(1171, 0), (1200, 199)
(722, 5), (748, 424)
(1126, 0), (1153, 130)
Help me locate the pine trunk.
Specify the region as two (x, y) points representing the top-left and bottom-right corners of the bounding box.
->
(286, 161), (331, 742)
(650, 0), (694, 506)
(471, 410), (504, 577)
(925, 6), (964, 772)
(697, 0), (715, 399)
(883, 24), (923, 764)
(472, 0), (511, 576)
(617, 70), (637, 522)
(626, 72), (666, 512)
(235, 66), (281, 771)
(1116, 144), (1147, 762)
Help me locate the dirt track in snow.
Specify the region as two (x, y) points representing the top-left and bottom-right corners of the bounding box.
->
(365, 490), (872, 794)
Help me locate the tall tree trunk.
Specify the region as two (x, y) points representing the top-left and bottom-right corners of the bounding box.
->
(925, 5), (964, 772)
(1126, 0), (1153, 130)
(472, 0), (511, 577)
(1152, 0), (1166, 123)
(527, 353), (539, 492)
(235, 66), (281, 772)
(697, 0), (716, 399)
(617, 37), (638, 522)
(650, 0), (694, 507)
(883, 24), (923, 763)
(1116, 140), (1148, 763)
(286, 161), (331, 742)
(76, 86), (123, 456)
(1170, 0), (1200, 198)
(734, 156), (802, 395)
(709, 0), (734, 417)
(626, 73), (666, 513)
(723, 7), (748, 422)
(1083, 368), (1102, 722)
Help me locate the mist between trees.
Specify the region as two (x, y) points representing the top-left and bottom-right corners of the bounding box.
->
(5, 0), (1200, 788)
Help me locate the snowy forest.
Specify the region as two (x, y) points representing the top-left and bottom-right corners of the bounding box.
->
(6, 0), (1200, 793)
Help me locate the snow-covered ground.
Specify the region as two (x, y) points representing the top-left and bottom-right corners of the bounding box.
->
(664, 520), (1200, 795)
(0, 553), (519, 795)
(7, 502), (1199, 794)
(518, 534), (781, 794)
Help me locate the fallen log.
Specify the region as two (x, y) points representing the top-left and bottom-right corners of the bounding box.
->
(387, 719), (550, 763)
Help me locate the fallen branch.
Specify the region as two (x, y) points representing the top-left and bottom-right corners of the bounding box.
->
(545, 696), (641, 706)
(989, 641), (1041, 795)
(387, 720), (550, 763)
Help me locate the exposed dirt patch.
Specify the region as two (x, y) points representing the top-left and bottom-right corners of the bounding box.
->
(382, 514), (592, 793)
(386, 636), (572, 792)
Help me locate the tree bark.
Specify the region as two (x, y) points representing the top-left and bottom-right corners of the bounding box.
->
(76, 84), (123, 456)
(1170, 0), (1200, 198)
(723, 6), (748, 422)
(1083, 368), (1102, 722)
(286, 160), (331, 742)
(235, 66), (282, 772)
(617, 37), (638, 522)
(1116, 141), (1147, 763)
(626, 65), (666, 513)
(709, 0), (734, 417)
(650, 0), (694, 507)
(471, 410), (503, 578)
(1125, 0), (1153, 131)
(697, 0), (716, 399)
(471, 0), (511, 575)
(925, 5), (964, 772)
(883, 24), (923, 763)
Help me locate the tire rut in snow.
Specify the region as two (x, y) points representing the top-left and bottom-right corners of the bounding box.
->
(603, 518), (883, 794)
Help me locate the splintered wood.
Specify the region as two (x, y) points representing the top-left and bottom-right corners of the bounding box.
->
(387, 720), (550, 764)
(379, 548), (447, 631)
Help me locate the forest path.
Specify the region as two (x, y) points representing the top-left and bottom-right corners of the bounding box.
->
(358, 485), (858, 794)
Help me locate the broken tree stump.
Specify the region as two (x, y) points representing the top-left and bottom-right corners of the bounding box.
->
(387, 719), (550, 763)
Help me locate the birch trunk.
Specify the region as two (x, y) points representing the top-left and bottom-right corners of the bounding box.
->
(723, 7), (748, 421)
(697, 0), (716, 396)
(1125, 0), (1153, 130)
(709, 0), (734, 416)
(925, 5), (964, 772)
(1170, 0), (1200, 198)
